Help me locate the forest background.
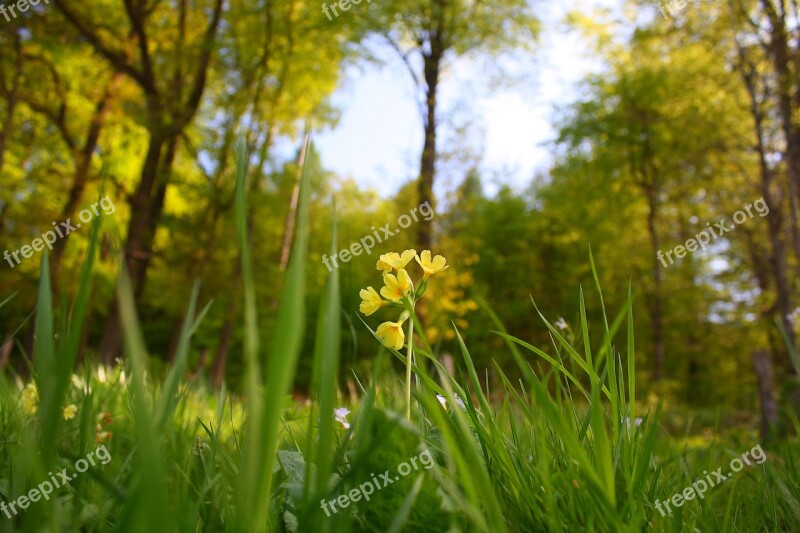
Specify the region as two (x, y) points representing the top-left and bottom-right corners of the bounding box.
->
(1, 0), (799, 441)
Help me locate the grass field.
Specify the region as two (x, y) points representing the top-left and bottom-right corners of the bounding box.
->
(1, 143), (799, 533)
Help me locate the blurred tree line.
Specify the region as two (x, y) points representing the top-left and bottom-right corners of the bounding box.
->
(0, 0), (798, 431)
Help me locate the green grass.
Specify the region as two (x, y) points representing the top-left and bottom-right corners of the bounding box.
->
(0, 142), (798, 532)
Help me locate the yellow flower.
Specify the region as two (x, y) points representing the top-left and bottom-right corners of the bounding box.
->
(376, 250), (417, 273)
(63, 404), (78, 420)
(415, 250), (449, 279)
(21, 383), (39, 415)
(380, 269), (413, 301)
(359, 286), (387, 316)
(376, 320), (406, 350)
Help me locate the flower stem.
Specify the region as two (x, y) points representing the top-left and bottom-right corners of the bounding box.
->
(405, 317), (414, 420)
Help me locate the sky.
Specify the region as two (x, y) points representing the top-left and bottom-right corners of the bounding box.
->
(313, 0), (615, 198)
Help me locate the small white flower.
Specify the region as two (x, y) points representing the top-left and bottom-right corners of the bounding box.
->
(71, 374), (90, 394)
(624, 417), (643, 429)
(97, 366), (107, 384)
(436, 394), (466, 409)
(788, 307), (800, 324)
(555, 317), (568, 331)
(334, 407), (351, 429)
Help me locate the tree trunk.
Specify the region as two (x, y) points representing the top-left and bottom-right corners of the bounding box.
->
(417, 47), (442, 250)
(738, 46), (799, 419)
(645, 184), (665, 380)
(99, 131), (168, 363)
(753, 349), (778, 441)
(761, 0), (800, 239)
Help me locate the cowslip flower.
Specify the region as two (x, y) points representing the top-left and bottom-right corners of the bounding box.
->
(377, 250), (417, 273)
(415, 250), (449, 279)
(334, 407), (351, 429)
(359, 287), (387, 316)
(21, 383), (39, 415)
(63, 405), (78, 420)
(376, 320), (406, 350)
(380, 269), (413, 301)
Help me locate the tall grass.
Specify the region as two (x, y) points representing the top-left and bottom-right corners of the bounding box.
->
(0, 139), (798, 532)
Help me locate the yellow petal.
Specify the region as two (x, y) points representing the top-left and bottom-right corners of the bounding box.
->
(359, 287), (386, 316)
(376, 321), (405, 350)
(63, 405), (78, 421)
(415, 250), (449, 279)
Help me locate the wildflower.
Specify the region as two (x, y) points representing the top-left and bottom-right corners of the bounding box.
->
(376, 250), (417, 273)
(360, 249), (449, 420)
(555, 317), (568, 331)
(334, 407), (351, 429)
(21, 383), (39, 415)
(789, 307), (800, 325)
(436, 394), (466, 410)
(63, 404), (78, 420)
(624, 417), (643, 429)
(72, 374), (91, 394)
(359, 287), (387, 316)
(97, 366), (107, 383)
(380, 269), (413, 301)
(376, 320), (406, 350)
(415, 250), (449, 279)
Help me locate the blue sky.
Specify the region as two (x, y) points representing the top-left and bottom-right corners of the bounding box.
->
(314, 0), (614, 197)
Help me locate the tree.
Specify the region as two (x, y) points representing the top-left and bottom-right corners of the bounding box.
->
(366, 0), (539, 248)
(51, 0), (225, 361)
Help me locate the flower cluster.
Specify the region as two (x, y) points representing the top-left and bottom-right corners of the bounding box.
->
(359, 250), (449, 350)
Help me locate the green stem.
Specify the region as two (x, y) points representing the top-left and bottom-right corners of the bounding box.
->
(405, 317), (414, 420)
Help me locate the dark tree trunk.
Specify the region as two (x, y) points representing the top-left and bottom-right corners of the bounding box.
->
(99, 131), (168, 363)
(753, 349), (778, 441)
(761, 0), (800, 244)
(418, 53), (441, 250)
(645, 184), (665, 380)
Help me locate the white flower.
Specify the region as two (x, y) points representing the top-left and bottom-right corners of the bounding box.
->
(555, 317), (568, 331)
(788, 307), (800, 324)
(71, 374), (90, 394)
(624, 417), (643, 429)
(334, 407), (350, 429)
(436, 394), (466, 410)
(97, 366), (107, 383)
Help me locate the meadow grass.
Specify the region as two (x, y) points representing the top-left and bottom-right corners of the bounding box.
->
(0, 142), (798, 532)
